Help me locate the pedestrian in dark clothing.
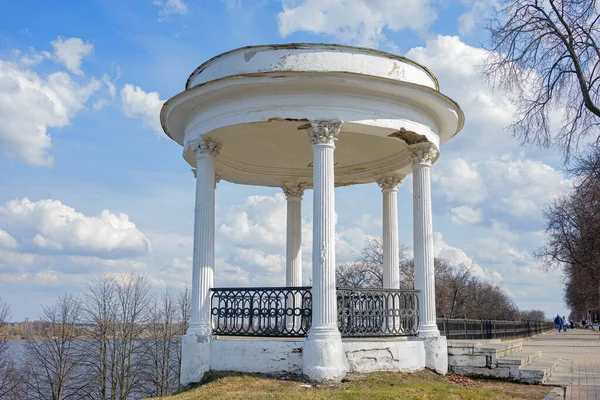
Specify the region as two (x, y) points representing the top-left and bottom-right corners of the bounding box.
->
(554, 314), (562, 333)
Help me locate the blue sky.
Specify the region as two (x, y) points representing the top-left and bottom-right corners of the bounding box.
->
(0, 0), (571, 320)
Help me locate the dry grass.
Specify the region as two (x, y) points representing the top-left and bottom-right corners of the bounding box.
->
(159, 370), (551, 400)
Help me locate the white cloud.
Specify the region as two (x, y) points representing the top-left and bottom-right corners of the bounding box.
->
(433, 158), (486, 204)
(277, 0), (437, 48)
(458, 0), (497, 35)
(120, 84), (164, 135)
(449, 206), (482, 224)
(433, 232), (501, 281)
(0, 59), (100, 166)
(406, 35), (517, 155)
(51, 37), (93, 75)
(154, 0), (188, 18)
(482, 155), (572, 218)
(0, 198), (149, 258)
(0, 228), (17, 249)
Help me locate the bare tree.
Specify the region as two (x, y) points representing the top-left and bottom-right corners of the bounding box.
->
(537, 144), (600, 313)
(112, 273), (151, 399)
(0, 297), (22, 400)
(24, 294), (89, 400)
(83, 275), (119, 400)
(83, 273), (151, 400)
(485, 0), (600, 159)
(175, 286), (191, 392)
(139, 289), (180, 398)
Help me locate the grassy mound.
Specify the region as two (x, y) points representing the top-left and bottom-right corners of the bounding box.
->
(160, 370), (551, 400)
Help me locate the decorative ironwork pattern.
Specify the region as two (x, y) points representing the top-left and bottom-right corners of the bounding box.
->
(211, 287), (312, 337)
(437, 317), (555, 340)
(337, 288), (420, 337)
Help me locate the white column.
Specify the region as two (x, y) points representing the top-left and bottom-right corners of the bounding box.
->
(376, 175), (404, 290)
(303, 120), (348, 382)
(283, 183), (305, 332)
(377, 174), (404, 333)
(188, 137), (222, 336)
(412, 143), (440, 338)
(282, 183), (306, 287)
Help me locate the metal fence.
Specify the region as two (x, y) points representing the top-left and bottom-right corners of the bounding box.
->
(211, 286), (312, 337)
(437, 317), (556, 340)
(337, 288), (420, 337)
(210, 287), (421, 338)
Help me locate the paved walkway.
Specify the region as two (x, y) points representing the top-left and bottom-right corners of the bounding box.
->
(521, 329), (600, 399)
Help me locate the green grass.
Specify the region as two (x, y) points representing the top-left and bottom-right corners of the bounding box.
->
(159, 370), (551, 400)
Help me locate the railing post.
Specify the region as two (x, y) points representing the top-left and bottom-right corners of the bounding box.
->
(463, 316), (468, 339)
(480, 317), (484, 340)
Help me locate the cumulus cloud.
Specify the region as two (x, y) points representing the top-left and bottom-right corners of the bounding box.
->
(433, 232), (501, 281)
(458, 0), (497, 35)
(0, 48), (100, 166)
(51, 37), (94, 75)
(277, 0), (437, 48)
(0, 228), (17, 249)
(120, 84), (164, 135)
(433, 158), (486, 204)
(449, 206), (482, 224)
(0, 198), (149, 258)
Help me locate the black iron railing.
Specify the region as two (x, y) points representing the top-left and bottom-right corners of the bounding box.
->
(437, 317), (556, 340)
(337, 288), (420, 337)
(210, 286), (420, 338)
(210, 287), (312, 337)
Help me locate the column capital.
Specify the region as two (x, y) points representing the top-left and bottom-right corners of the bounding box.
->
(282, 183), (307, 199)
(376, 174), (405, 191)
(188, 136), (222, 158)
(308, 120), (342, 146)
(410, 143), (439, 166)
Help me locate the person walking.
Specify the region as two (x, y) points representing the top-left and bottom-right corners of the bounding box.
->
(562, 315), (569, 332)
(554, 314), (562, 333)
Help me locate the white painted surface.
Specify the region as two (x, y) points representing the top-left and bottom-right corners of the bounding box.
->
(211, 339), (305, 374)
(303, 121), (348, 382)
(420, 336), (449, 374)
(412, 144), (440, 338)
(209, 338), (427, 377)
(377, 175), (404, 290)
(186, 44), (438, 90)
(344, 340), (425, 373)
(180, 334), (211, 386)
(283, 184), (304, 288)
(188, 137), (220, 336)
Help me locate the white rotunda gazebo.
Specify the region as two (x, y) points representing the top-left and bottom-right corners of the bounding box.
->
(161, 43), (464, 385)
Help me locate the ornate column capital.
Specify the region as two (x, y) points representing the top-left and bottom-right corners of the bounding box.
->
(308, 120), (342, 146)
(282, 183), (307, 199)
(188, 136), (222, 158)
(376, 174), (405, 191)
(410, 143), (439, 166)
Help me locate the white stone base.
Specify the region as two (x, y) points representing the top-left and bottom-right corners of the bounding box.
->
(414, 336), (448, 374)
(344, 339), (425, 373)
(303, 329), (349, 382)
(206, 337), (427, 376)
(211, 338), (304, 374)
(180, 333), (211, 386)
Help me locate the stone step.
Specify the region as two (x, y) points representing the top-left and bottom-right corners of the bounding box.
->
(519, 357), (561, 384)
(497, 350), (543, 369)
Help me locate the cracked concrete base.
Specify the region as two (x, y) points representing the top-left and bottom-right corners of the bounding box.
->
(344, 340), (426, 373)
(180, 333), (211, 386)
(420, 336), (449, 374)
